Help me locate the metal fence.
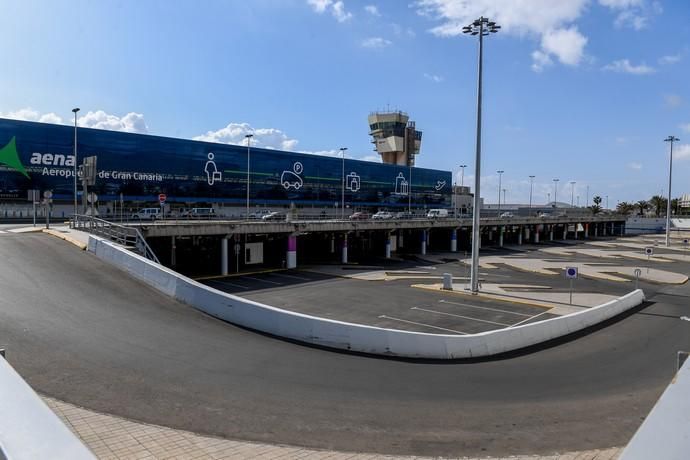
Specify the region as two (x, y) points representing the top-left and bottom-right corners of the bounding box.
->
(71, 214), (159, 264)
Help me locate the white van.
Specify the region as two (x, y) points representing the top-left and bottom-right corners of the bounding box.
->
(131, 208), (161, 220)
(427, 209), (449, 218)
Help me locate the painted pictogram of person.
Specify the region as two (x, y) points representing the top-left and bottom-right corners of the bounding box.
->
(205, 152), (222, 185)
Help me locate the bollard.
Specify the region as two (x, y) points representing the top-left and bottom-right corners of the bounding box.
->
(442, 273), (453, 290)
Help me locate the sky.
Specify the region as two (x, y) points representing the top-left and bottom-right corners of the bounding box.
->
(0, 0), (689, 207)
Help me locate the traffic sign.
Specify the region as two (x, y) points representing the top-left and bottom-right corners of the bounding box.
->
(158, 193), (167, 204)
(644, 247), (654, 256)
(565, 266), (578, 279)
(43, 190), (53, 199)
(87, 192), (98, 204)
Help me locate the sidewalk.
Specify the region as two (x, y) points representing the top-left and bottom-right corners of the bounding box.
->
(44, 396), (622, 460)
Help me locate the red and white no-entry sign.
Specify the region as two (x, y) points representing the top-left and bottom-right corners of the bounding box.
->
(158, 193), (167, 204)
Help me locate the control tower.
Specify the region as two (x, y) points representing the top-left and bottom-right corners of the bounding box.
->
(368, 111), (422, 166)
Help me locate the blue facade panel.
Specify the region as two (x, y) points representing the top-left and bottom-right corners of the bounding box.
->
(0, 118), (451, 209)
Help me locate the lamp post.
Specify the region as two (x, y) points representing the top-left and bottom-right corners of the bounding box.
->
(71, 108), (80, 217)
(606, 195), (609, 210)
(463, 16), (500, 294)
(502, 188), (506, 208)
(570, 181), (576, 207)
(245, 134), (253, 220)
(664, 135), (679, 246)
(340, 147), (348, 219)
(586, 185), (590, 207)
(528, 175), (535, 211)
(553, 178), (559, 207)
(496, 170), (504, 215)
(457, 165), (467, 217)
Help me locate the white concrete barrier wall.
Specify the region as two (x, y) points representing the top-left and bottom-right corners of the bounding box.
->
(88, 236), (646, 359)
(0, 356), (95, 460)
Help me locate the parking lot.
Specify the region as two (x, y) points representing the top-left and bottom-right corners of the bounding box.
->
(200, 267), (557, 335)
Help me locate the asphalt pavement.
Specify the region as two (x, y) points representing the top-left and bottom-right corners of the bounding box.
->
(0, 233), (689, 458)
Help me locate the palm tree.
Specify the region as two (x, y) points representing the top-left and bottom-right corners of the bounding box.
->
(636, 200), (649, 216)
(616, 201), (635, 215)
(589, 195), (603, 215)
(649, 195), (667, 217)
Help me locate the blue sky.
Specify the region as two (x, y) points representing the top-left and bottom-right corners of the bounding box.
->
(1, 0), (689, 206)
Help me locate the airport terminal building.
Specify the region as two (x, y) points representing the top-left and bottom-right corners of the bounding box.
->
(0, 118), (452, 216)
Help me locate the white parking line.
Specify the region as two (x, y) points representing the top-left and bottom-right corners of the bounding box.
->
(209, 279), (250, 290)
(412, 307), (511, 327)
(438, 299), (533, 317)
(510, 311), (552, 327)
(271, 273), (312, 281)
(244, 276), (283, 285)
(0, 230), (6, 234)
(378, 315), (468, 335)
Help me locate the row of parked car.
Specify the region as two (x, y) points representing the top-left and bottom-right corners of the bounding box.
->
(130, 207), (216, 220)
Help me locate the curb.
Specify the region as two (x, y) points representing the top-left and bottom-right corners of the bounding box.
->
(42, 229), (88, 250)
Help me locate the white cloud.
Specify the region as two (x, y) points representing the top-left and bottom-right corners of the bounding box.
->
(680, 123), (690, 133)
(359, 154), (381, 162)
(194, 122), (299, 151)
(423, 72), (444, 83)
(0, 107), (149, 133)
(414, 0), (589, 72)
(602, 59), (655, 75)
(361, 37), (392, 48)
(78, 110), (149, 133)
(664, 94), (682, 108)
(332, 1), (353, 22)
(540, 26), (587, 66)
(307, 0), (352, 22)
(674, 144), (690, 161)
(599, 0), (661, 31)
(0, 107), (65, 124)
(659, 54), (681, 65)
(307, 0), (332, 13)
(364, 5), (380, 16)
(628, 162), (642, 170)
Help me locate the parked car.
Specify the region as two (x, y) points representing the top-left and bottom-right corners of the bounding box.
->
(427, 209), (449, 218)
(538, 212), (551, 218)
(131, 208), (161, 221)
(181, 207), (216, 219)
(248, 209), (271, 219)
(499, 212), (514, 218)
(372, 211), (394, 220)
(348, 211), (370, 220)
(394, 211), (415, 220)
(262, 211), (285, 221)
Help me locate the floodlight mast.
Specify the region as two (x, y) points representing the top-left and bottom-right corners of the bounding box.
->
(664, 135), (679, 247)
(463, 17), (500, 294)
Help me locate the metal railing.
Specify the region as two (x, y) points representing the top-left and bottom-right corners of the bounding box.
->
(71, 214), (159, 264)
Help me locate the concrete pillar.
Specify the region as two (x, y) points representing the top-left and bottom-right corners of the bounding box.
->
(603, 224), (607, 236)
(330, 234), (335, 253)
(534, 230), (540, 243)
(594, 224), (598, 237)
(287, 235), (297, 269)
(549, 227), (554, 241)
(518, 227), (523, 245)
(563, 225), (568, 240)
(488, 230), (493, 242)
(421, 230), (427, 255)
(611, 222), (615, 235)
(221, 237), (229, 275)
(341, 234), (348, 264)
(584, 223), (589, 239)
(524, 227), (530, 242)
(398, 231), (404, 249)
(171, 236), (177, 267)
(385, 234), (392, 259)
(451, 229), (457, 252)
(499, 226), (504, 247)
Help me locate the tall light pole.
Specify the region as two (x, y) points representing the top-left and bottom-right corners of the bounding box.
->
(496, 170), (504, 215)
(340, 147), (348, 219)
(664, 135), (679, 246)
(553, 179), (559, 207)
(459, 164), (467, 186)
(502, 188), (506, 208)
(570, 181), (576, 207)
(463, 16), (500, 294)
(245, 133), (253, 220)
(606, 195), (609, 210)
(528, 175), (535, 211)
(586, 185), (590, 207)
(72, 108), (80, 217)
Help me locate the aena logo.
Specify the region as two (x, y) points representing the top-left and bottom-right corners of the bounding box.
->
(30, 152), (75, 167)
(0, 137), (30, 178)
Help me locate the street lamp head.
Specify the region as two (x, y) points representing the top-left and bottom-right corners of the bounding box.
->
(664, 135), (680, 142)
(497, 170), (504, 174)
(339, 147), (348, 151)
(463, 17), (500, 36)
(245, 133), (254, 138)
(72, 108), (80, 113)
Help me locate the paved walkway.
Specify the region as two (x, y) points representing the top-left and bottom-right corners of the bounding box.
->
(44, 396), (622, 460)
